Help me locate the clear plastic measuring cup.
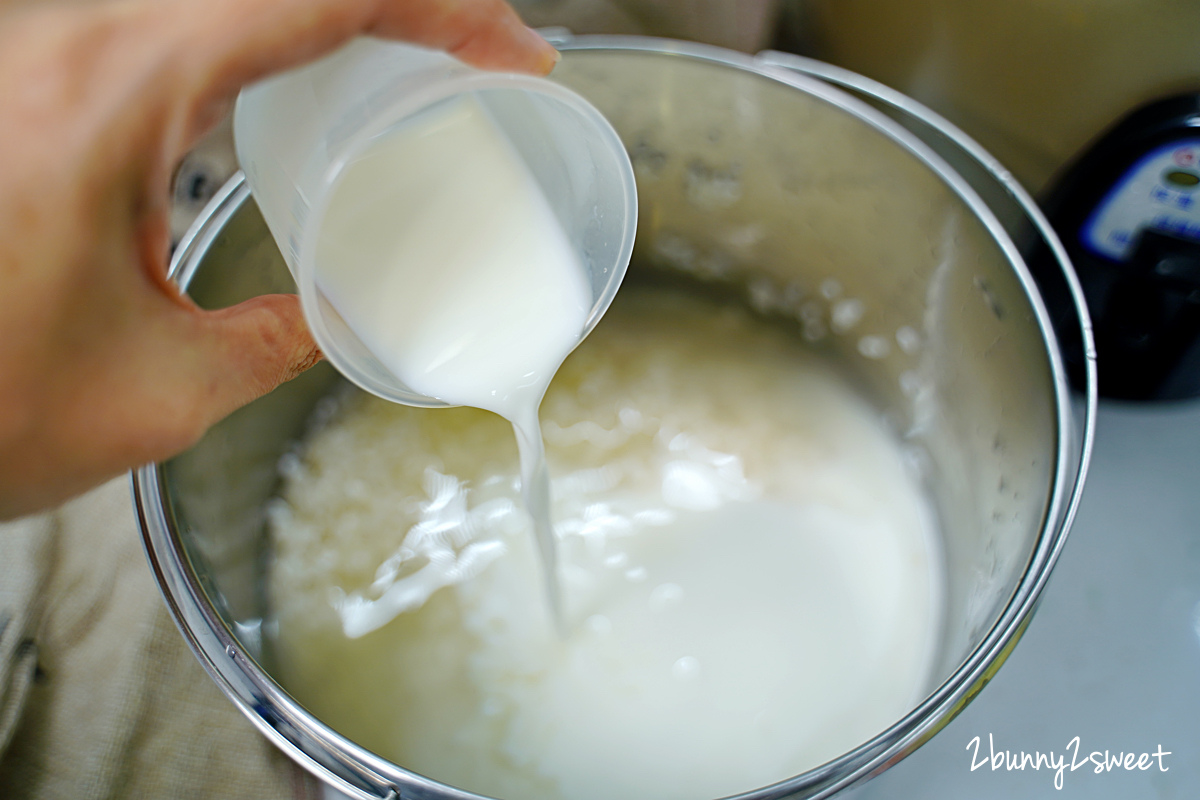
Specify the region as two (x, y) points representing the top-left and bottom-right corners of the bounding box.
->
(233, 38), (638, 407)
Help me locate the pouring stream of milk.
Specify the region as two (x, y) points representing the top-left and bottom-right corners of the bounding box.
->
(311, 94), (590, 629)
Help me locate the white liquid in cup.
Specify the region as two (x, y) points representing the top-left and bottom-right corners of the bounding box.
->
(313, 94), (591, 623)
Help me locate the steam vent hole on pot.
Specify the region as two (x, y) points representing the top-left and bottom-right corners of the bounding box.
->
(144, 40), (1082, 800)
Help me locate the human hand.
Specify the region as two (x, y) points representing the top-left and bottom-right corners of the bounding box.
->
(0, 0), (558, 520)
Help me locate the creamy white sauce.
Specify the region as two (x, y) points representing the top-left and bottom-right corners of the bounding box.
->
(312, 94), (591, 623)
(267, 288), (944, 800)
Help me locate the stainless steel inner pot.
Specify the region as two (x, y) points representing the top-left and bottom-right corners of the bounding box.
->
(135, 36), (1095, 800)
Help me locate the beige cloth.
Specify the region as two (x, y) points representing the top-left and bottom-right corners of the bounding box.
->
(0, 478), (321, 800)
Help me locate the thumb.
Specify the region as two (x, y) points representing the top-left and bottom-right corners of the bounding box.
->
(190, 293), (323, 426)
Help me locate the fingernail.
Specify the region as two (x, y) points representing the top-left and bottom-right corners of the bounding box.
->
(522, 25), (559, 73)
